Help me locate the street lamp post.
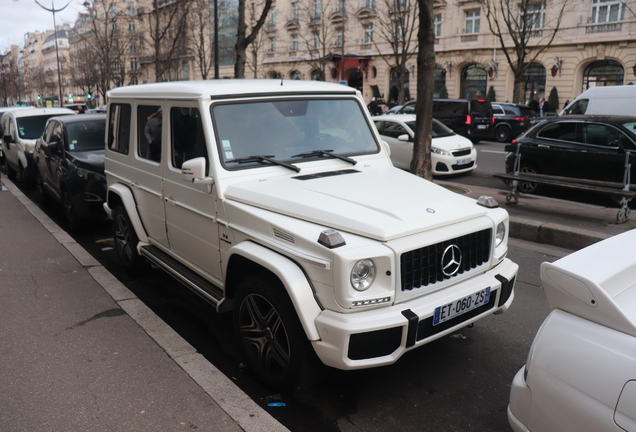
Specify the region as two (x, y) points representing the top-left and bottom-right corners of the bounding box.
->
(35, 0), (71, 107)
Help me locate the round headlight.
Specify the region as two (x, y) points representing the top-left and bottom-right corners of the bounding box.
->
(495, 222), (506, 247)
(351, 259), (376, 291)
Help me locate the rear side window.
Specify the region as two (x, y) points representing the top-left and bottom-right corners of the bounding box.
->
(433, 101), (467, 115)
(107, 104), (131, 154)
(582, 123), (625, 148)
(138, 105), (162, 162)
(492, 105), (505, 115)
(537, 122), (578, 142)
(401, 103), (416, 114)
(564, 99), (588, 115)
(469, 100), (493, 117)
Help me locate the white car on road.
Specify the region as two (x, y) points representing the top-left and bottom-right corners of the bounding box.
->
(508, 228), (636, 432)
(372, 114), (477, 175)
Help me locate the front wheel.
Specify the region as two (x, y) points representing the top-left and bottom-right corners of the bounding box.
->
(234, 277), (315, 390)
(518, 163), (541, 194)
(112, 205), (144, 274)
(62, 188), (81, 231)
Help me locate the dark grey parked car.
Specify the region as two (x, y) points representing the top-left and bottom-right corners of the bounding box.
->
(33, 114), (107, 229)
(492, 103), (538, 143)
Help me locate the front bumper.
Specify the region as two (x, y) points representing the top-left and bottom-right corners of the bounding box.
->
(312, 257), (518, 370)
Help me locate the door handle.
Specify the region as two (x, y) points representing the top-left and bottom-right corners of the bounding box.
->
(131, 181), (140, 189)
(165, 196), (176, 205)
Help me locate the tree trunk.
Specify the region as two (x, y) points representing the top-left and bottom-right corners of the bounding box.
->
(411, 0), (435, 180)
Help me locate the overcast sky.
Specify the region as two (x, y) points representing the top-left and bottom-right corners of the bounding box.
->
(1, 0), (82, 54)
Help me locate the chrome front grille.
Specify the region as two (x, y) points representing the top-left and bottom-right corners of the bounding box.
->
(400, 228), (492, 291)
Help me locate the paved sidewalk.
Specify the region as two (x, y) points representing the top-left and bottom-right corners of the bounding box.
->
(0, 177), (288, 432)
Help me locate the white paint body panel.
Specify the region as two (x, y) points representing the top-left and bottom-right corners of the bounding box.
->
(509, 228), (636, 431)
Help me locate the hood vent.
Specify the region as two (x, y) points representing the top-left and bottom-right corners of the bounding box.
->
(293, 169), (360, 181)
(272, 227), (296, 245)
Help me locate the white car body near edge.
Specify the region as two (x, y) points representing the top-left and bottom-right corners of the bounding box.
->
(373, 114), (477, 175)
(508, 228), (636, 432)
(103, 80), (517, 383)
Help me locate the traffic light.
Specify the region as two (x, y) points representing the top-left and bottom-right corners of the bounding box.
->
(37, 95), (41, 100)
(87, 93), (92, 99)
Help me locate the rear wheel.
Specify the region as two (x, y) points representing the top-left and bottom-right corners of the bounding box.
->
(518, 163), (540, 193)
(495, 125), (511, 143)
(234, 276), (316, 390)
(112, 205), (145, 274)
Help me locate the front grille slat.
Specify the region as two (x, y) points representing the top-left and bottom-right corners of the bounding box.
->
(400, 228), (492, 292)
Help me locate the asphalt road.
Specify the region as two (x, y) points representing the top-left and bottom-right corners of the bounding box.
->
(2, 161), (577, 431)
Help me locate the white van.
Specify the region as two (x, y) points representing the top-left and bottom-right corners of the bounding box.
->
(1, 107), (75, 183)
(104, 80), (518, 389)
(561, 85), (636, 116)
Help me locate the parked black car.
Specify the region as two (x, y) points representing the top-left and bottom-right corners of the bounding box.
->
(33, 114), (107, 229)
(397, 99), (494, 143)
(492, 102), (538, 143)
(504, 115), (636, 193)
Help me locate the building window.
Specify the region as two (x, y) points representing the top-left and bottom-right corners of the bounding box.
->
(128, 20), (136, 32)
(338, 0), (345, 12)
(522, 62), (546, 104)
(313, 0), (322, 20)
(183, 62), (190, 80)
(311, 69), (325, 81)
(290, 70), (302, 80)
(365, 0), (374, 8)
(461, 63), (487, 99)
(312, 31), (320, 48)
(434, 14), (442, 38)
(109, 2), (117, 14)
(269, 6), (277, 26)
(130, 57), (138, 71)
(523, 3), (545, 29)
(130, 39), (137, 53)
(336, 28), (343, 46)
(434, 64), (446, 97)
(395, 20), (404, 40)
(130, 76), (138, 85)
(291, 2), (299, 20)
(291, 34), (298, 51)
(269, 37), (276, 53)
(591, 0), (625, 23)
(464, 9), (480, 34)
(583, 60), (624, 90)
(363, 24), (373, 43)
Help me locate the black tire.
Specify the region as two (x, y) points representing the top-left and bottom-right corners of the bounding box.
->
(234, 276), (316, 390)
(62, 188), (82, 231)
(5, 157), (16, 181)
(34, 171), (52, 206)
(518, 163), (540, 193)
(112, 205), (145, 274)
(495, 125), (511, 143)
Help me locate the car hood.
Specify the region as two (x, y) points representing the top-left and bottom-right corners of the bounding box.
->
(225, 167), (487, 241)
(69, 149), (105, 172)
(432, 134), (473, 151)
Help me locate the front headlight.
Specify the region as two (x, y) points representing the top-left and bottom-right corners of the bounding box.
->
(431, 146), (452, 156)
(495, 222), (506, 247)
(351, 259), (376, 291)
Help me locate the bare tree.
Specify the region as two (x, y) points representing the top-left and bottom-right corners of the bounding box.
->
(481, 0), (571, 103)
(139, 0), (191, 82)
(245, 0), (268, 78)
(373, 0), (419, 104)
(296, 0), (340, 80)
(411, 0), (435, 180)
(189, 0), (218, 80)
(235, 0), (273, 78)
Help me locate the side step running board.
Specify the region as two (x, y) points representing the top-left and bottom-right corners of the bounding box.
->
(140, 245), (224, 308)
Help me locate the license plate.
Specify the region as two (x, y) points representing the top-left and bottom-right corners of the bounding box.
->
(433, 287), (491, 326)
(477, 125), (487, 129)
(456, 158), (472, 165)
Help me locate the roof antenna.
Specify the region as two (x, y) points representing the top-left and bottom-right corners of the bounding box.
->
(280, 75), (284, 86)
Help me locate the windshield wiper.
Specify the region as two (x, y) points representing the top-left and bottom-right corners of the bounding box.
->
(226, 155), (300, 173)
(291, 149), (357, 165)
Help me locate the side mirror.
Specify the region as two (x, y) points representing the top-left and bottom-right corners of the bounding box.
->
(3, 135), (13, 144)
(397, 134), (411, 142)
(182, 157), (213, 185)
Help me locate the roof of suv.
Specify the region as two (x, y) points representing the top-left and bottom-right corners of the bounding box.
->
(5, 107), (75, 118)
(108, 79), (359, 100)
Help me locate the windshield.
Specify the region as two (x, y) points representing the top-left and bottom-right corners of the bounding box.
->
(17, 114), (72, 140)
(67, 119), (106, 152)
(212, 98), (378, 169)
(404, 120), (454, 138)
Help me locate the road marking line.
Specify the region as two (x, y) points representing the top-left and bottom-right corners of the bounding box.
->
(480, 150), (507, 154)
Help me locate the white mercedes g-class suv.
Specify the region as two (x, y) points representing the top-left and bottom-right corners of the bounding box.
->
(103, 80), (518, 389)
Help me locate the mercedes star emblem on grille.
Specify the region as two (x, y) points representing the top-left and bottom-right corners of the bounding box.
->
(441, 244), (462, 277)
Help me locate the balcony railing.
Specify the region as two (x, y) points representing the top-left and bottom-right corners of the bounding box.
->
(586, 22), (622, 34)
(460, 34), (478, 42)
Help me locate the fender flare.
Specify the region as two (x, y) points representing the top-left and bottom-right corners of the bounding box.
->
(105, 183), (149, 243)
(227, 241), (322, 341)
